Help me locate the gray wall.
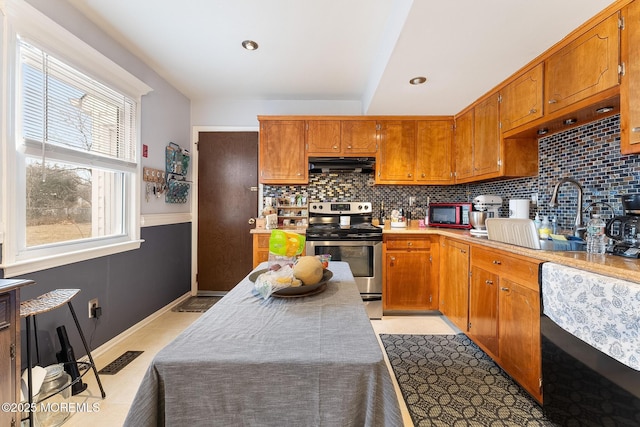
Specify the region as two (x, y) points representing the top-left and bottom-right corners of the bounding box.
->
(20, 223), (191, 367)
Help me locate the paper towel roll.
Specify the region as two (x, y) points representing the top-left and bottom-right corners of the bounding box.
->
(509, 199), (530, 219)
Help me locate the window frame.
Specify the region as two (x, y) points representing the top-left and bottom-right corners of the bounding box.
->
(0, 0), (152, 277)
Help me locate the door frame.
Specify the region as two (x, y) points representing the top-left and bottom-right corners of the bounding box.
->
(190, 126), (260, 295)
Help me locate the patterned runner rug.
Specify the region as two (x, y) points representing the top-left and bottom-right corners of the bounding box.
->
(172, 296), (222, 312)
(380, 334), (557, 426)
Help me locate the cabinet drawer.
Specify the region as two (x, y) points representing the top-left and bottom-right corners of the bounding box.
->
(386, 237), (431, 250)
(471, 246), (539, 288)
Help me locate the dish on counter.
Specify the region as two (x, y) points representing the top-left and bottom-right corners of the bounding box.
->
(249, 269), (333, 296)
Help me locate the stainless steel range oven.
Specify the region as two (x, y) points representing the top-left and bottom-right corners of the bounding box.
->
(305, 202), (383, 319)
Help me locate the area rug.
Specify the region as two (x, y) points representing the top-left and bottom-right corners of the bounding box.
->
(173, 296), (222, 312)
(380, 334), (557, 426)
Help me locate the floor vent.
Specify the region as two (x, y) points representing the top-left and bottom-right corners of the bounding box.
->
(98, 350), (143, 375)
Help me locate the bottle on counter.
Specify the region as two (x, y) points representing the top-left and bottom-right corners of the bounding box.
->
(534, 212), (541, 231)
(379, 201), (385, 225)
(551, 215), (558, 235)
(586, 214), (607, 254)
(539, 215), (551, 239)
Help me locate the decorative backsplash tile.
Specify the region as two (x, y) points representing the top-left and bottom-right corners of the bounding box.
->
(264, 114), (640, 231)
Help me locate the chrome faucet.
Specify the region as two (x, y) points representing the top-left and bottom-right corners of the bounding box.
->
(548, 177), (584, 237)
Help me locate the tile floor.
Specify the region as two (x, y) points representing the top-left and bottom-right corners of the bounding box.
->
(55, 307), (459, 427)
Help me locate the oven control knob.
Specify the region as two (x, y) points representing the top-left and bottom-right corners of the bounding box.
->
(317, 205), (323, 210)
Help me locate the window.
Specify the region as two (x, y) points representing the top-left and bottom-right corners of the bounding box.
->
(19, 40), (132, 249)
(1, 0), (151, 276)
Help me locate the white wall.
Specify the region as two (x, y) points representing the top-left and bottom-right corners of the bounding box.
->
(25, 0), (192, 216)
(191, 98), (364, 127)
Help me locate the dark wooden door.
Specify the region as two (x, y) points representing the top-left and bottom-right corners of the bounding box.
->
(197, 132), (258, 292)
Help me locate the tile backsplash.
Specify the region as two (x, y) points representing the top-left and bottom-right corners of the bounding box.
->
(264, 114), (640, 231)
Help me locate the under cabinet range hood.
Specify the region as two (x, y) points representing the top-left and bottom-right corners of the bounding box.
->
(308, 157), (375, 173)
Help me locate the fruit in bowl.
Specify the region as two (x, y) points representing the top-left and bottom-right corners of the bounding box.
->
(293, 256), (324, 285)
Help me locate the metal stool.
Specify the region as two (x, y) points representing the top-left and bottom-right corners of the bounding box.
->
(20, 289), (106, 426)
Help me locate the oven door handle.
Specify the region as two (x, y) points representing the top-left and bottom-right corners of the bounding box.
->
(361, 295), (382, 302)
(307, 240), (382, 247)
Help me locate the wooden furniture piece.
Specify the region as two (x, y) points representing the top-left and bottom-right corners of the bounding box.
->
(123, 262), (401, 426)
(544, 12), (621, 114)
(306, 119), (377, 156)
(20, 289), (106, 426)
(438, 238), (469, 332)
(252, 233), (271, 268)
(621, 0), (640, 154)
(469, 245), (543, 402)
(0, 279), (33, 427)
(500, 63), (544, 132)
(415, 119), (454, 184)
(376, 120), (416, 184)
(258, 119), (307, 184)
(383, 235), (439, 311)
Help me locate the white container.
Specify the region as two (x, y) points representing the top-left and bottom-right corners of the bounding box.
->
(586, 214), (607, 254)
(509, 199), (530, 219)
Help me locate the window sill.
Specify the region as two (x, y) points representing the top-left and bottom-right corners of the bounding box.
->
(1, 240), (144, 278)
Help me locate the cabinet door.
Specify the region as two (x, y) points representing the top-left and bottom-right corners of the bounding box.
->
(439, 239), (469, 331)
(473, 95), (501, 178)
(500, 63), (544, 132)
(416, 120), (454, 183)
(0, 293), (17, 427)
(376, 121), (416, 183)
(621, 1), (640, 154)
(341, 120), (377, 155)
(384, 251), (433, 310)
(259, 120), (307, 184)
(545, 12), (620, 113)
(306, 120), (341, 155)
(454, 109), (474, 182)
(469, 265), (499, 357)
(499, 278), (542, 402)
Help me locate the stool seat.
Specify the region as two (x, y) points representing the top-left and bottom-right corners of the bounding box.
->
(20, 289), (80, 318)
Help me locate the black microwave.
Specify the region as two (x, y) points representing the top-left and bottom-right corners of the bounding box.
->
(428, 203), (473, 229)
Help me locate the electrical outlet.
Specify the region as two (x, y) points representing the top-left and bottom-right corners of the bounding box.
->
(88, 298), (99, 318)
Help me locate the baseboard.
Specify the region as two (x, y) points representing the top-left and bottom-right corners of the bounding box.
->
(78, 292), (191, 364)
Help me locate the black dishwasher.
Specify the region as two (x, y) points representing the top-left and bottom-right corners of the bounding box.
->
(541, 315), (640, 426)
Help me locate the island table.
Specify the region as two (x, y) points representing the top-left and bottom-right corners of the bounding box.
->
(124, 261), (401, 426)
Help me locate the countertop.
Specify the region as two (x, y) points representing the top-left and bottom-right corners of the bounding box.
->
(249, 224), (639, 283)
(382, 223), (640, 284)
(0, 278), (35, 293)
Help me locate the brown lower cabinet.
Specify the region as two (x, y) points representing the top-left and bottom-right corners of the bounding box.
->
(469, 245), (542, 403)
(383, 235), (439, 311)
(435, 237), (543, 402)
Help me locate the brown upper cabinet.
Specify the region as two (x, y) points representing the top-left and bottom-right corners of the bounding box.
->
(473, 95), (501, 178)
(306, 120), (377, 156)
(339, 120), (378, 156)
(545, 12), (621, 114)
(454, 109), (474, 182)
(621, 0), (640, 154)
(376, 120), (416, 183)
(415, 120), (454, 184)
(499, 63), (544, 133)
(258, 119), (307, 184)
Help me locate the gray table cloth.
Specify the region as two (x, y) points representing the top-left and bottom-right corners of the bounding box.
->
(124, 262), (401, 426)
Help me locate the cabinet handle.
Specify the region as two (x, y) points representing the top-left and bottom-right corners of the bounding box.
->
(548, 99), (557, 104)
(460, 249), (467, 254)
(485, 280), (494, 285)
(347, 145), (352, 149)
(500, 287), (510, 292)
(632, 127), (640, 133)
(421, 173), (426, 178)
(333, 145), (338, 150)
(529, 108), (537, 114)
(407, 242), (413, 246)
(492, 260), (502, 265)
(390, 256), (396, 261)
(408, 173), (412, 178)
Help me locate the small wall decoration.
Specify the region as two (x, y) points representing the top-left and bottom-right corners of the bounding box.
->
(165, 142), (191, 204)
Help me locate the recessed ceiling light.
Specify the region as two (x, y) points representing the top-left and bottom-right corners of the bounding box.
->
(409, 76), (427, 85)
(242, 40), (259, 51)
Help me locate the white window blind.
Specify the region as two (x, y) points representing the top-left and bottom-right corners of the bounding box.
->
(19, 38), (137, 163)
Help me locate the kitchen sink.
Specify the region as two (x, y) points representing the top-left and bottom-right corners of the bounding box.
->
(539, 237), (586, 252)
(485, 218), (586, 251)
